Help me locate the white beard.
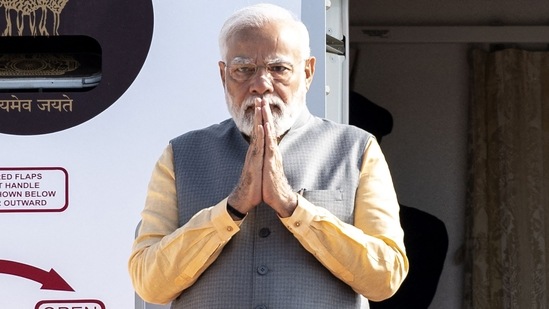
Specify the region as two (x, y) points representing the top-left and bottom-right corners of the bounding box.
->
(225, 84), (307, 137)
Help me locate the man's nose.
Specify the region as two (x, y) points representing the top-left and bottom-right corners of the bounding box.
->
(249, 67), (274, 94)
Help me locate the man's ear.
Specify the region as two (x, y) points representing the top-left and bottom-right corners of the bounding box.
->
(304, 57), (316, 90)
(219, 61), (227, 87)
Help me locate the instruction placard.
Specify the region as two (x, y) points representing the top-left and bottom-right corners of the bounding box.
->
(35, 299), (105, 309)
(0, 167), (68, 212)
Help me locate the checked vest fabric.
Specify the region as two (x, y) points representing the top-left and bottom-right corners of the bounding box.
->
(170, 109), (372, 309)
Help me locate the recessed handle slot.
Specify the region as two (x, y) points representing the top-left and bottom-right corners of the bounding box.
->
(0, 35), (102, 92)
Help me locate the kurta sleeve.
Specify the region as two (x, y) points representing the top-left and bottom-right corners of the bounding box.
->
(280, 137), (409, 301)
(128, 145), (242, 304)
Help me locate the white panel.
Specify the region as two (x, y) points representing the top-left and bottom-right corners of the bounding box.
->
(301, 1), (327, 118)
(325, 0), (349, 124)
(326, 0), (344, 40)
(0, 1), (303, 309)
(325, 54), (345, 122)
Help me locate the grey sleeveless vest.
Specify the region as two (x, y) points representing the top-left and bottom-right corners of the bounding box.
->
(170, 110), (372, 309)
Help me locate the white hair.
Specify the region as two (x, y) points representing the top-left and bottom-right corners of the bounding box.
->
(218, 3), (311, 62)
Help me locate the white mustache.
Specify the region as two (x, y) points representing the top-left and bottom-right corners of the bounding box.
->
(242, 94), (285, 112)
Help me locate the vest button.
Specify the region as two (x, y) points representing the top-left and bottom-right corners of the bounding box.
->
(255, 305), (268, 309)
(257, 265), (269, 275)
(259, 227), (271, 238)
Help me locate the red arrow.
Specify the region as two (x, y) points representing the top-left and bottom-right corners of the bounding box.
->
(0, 259), (74, 291)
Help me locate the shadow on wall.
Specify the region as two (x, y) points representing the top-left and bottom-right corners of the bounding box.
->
(349, 91), (449, 309)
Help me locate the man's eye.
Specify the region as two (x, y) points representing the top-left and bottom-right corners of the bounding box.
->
(235, 66), (256, 73)
(269, 65), (290, 73)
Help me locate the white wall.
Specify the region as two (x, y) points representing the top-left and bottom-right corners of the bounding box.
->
(0, 1), (308, 308)
(351, 42), (469, 308)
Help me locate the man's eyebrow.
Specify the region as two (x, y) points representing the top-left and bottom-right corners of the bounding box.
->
(229, 56), (293, 65)
(229, 57), (254, 65)
(265, 56), (293, 64)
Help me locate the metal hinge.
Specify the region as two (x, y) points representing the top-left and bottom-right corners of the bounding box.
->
(326, 34), (345, 55)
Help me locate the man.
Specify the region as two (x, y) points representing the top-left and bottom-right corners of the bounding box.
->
(129, 4), (408, 308)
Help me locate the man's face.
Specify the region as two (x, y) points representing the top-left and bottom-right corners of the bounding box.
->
(219, 22), (315, 136)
